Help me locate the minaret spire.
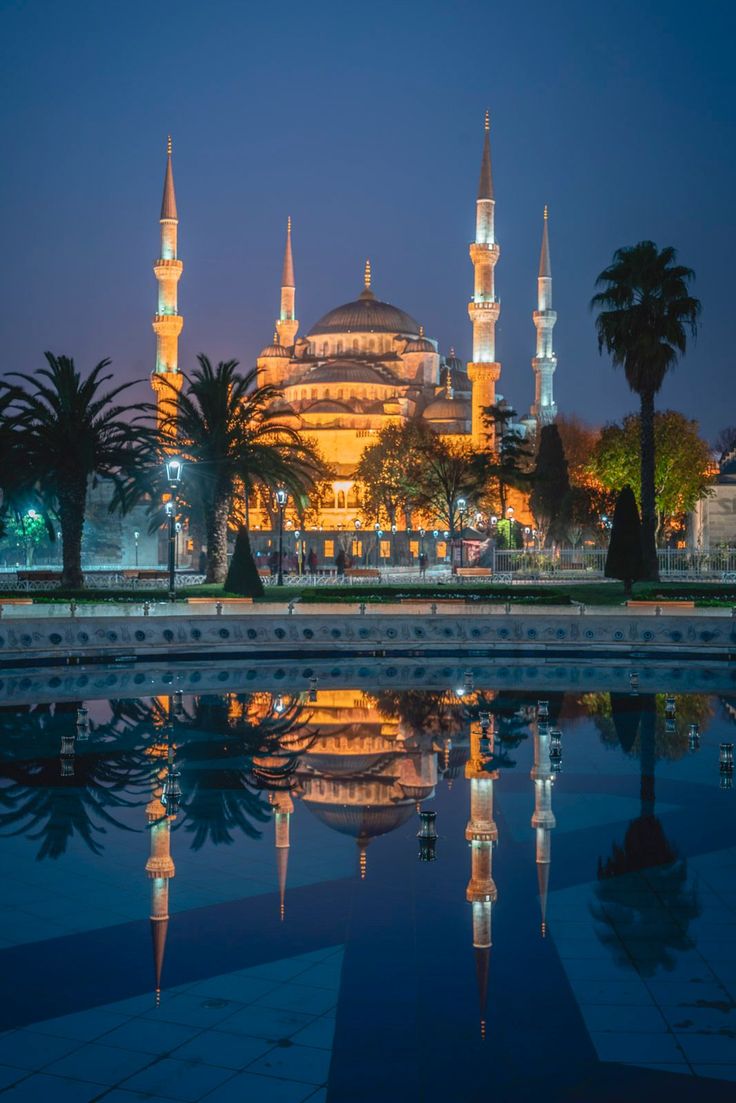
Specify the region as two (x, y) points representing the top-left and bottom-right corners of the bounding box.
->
(531, 710), (556, 937)
(465, 718), (499, 1040)
(467, 113), (501, 447)
(276, 216), (298, 349)
(151, 136), (184, 429)
(270, 791), (293, 921)
(145, 747), (177, 1004)
(530, 205), (557, 424)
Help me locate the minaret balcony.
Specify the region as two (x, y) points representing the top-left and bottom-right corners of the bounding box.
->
(466, 880), (498, 904)
(153, 314), (184, 337)
(468, 299), (500, 322)
(469, 242), (499, 262)
(465, 820), (498, 843)
(533, 309), (557, 325)
(154, 259), (183, 281)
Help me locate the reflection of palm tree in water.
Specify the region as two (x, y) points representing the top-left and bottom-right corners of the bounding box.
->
(593, 694), (699, 975)
(0, 702), (151, 859)
(0, 692), (312, 859)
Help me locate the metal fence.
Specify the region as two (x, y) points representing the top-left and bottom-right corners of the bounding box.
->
(492, 546), (736, 578)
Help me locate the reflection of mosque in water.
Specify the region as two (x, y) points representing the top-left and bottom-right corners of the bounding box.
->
(142, 688), (556, 1035)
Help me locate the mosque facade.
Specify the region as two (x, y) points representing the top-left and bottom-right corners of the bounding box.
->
(151, 117), (558, 533)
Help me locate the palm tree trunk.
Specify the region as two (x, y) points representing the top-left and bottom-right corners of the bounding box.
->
(58, 482), (86, 589)
(206, 495), (231, 583)
(639, 702), (656, 819)
(639, 391), (659, 581)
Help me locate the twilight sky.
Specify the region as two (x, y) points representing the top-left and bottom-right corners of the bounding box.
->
(1, 0), (734, 439)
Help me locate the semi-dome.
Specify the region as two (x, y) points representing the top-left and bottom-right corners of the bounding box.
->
(259, 334), (290, 358)
(304, 399), (354, 414)
(423, 395), (471, 421)
(404, 331), (435, 354)
(299, 362), (396, 386)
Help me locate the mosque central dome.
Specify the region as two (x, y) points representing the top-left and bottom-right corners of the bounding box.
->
(307, 261), (420, 337)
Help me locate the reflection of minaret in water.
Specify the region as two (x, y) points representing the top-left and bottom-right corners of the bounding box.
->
(531, 716), (556, 937)
(465, 719), (498, 1040)
(270, 790), (293, 920)
(145, 746), (176, 1004)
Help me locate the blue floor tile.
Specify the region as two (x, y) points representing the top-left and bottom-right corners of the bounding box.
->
(691, 1066), (736, 1081)
(171, 1028), (273, 1070)
(590, 1031), (686, 1064)
(674, 1032), (736, 1064)
(0, 1066), (24, 1090)
(99, 1018), (199, 1055)
(255, 986), (337, 1017)
(290, 1016), (336, 1051)
(202, 1070), (317, 1102)
(140, 993), (245, 1029)
(0, 1072), (102, 1102)
(44, 1043), (153, 1086)
(121, 1056), (235, 1101)
(0, 1031), (81, 1072)
(219, 1005), (312, 1041)
(579, 1003), (668, 1033)
(247, 1043), (332, 1086)
(30, 1009), (130, 1042)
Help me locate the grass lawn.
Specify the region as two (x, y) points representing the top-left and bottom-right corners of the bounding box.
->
(2, 580), (735, 607)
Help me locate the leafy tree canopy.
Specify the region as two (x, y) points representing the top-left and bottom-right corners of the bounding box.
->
(589, 410), (714, 538)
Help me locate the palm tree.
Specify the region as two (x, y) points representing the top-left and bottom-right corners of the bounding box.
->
(159, 356), (322, 583)
(591, 242), (700, 579)
(2, 354), (152, 588)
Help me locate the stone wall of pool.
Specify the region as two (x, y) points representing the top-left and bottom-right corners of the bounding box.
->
(0, 603), (733, 665)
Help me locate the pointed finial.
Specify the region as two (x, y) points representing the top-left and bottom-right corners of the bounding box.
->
(544, 204), (548, 220)
(273, 331), (278, 343)
(167, 135), (172, 156)
(364, 258), (371, 289)
(287, 214), (292, 233)
(484, 110), (490, 132)
(480, 1019), (487, 1041)
(419, 324), (424, 337)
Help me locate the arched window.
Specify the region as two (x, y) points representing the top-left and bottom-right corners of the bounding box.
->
(322, 342), (328, 357)
(352, 339), (359, 352)
(336, 340), (343, 354)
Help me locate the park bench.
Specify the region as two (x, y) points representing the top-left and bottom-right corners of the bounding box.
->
(16, 570), (61, 582)
(345, 568), (381, 579)
(399, 597), (466, 606)
(626, 600), (695, 609)
(455, 567), (492, 579)
(186, 597), (253, 605)
(0, 598), (34, 613)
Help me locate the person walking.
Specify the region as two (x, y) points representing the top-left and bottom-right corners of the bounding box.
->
(419, 550), (428, 580)
(335, 549), (346, 577)
(307, 547), (318, 574)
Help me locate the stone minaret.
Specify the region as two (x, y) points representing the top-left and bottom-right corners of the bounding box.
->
(270, 790), (293, 921)
(465, 719), (499, 1040)
(530, 715), (556, 937)
(467, 112), (501, 448)
(276, 216), (299, 350)
(145, 751), (176, 1004)
(151, 137), (184, 427)
(531, 206), (558, 425)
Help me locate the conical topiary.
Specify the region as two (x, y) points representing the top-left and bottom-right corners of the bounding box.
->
(224, 526), (264, 598)
(605, 485), (645, 596)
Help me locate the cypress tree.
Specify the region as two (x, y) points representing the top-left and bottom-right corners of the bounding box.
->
(531, 424), (571, 544)
(605, 485), (645, 595)
(224, 526), (265, 598)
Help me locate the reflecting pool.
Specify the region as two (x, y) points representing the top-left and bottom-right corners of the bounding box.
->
(0, 661), (735, 1101)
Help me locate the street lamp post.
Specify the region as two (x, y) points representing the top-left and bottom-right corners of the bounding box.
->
(374, 522), (380, 570)
(134, 529), (140, 568)
(275, 488), (288, 586)
(456, 497), (467, 568)
(391, 523), (397, 565)
(165, 457), (183, 602)
(295, 529), (302, 575)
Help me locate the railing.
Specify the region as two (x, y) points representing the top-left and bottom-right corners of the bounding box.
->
(491, 547), (736, 578)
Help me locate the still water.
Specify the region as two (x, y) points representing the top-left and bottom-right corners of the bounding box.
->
(0, 660), (735, 1102)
